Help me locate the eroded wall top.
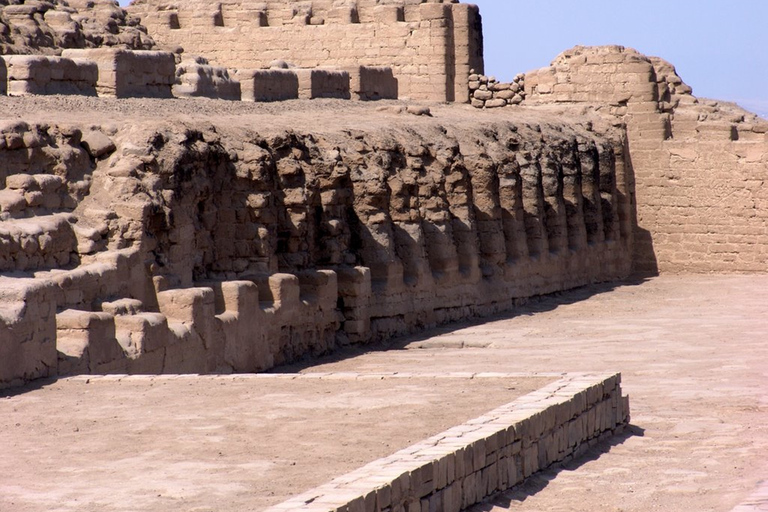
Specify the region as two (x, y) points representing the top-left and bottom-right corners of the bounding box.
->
(0, 0), (155, 54)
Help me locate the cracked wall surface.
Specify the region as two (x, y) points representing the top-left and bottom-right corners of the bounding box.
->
(0, 113), (633, 388)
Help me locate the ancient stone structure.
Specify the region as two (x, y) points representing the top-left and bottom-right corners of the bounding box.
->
(173, 56), (241, 100)
(61, 48), (176, 98)
(469, 72), (526, 109)
(0, 115), (633, 388)
(128, 0), (484, 102)
(0, 0), (154, 55)
(4, 54), (97, 96)
(524, 45), (768, 272)
(0, 1), (766, 392)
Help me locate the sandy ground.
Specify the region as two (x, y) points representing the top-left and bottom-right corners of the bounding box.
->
(292, 274), (768, 512)
(0, 374), (548, 512)
(0, 95), (591, 137)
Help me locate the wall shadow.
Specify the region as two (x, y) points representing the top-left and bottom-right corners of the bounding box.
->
(274, 273), (656, 372)
(468, 424), (646, 511)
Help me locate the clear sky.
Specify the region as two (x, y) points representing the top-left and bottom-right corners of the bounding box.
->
(119, 0), (768, 117)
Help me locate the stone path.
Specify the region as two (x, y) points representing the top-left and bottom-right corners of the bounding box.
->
(298, 274), (768, 512)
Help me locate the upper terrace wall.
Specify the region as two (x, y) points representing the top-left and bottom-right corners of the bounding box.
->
(128, 0), (484, 102)
(525, 46), (768, 273)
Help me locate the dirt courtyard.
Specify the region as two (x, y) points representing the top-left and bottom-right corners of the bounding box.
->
(0, 372), (551, 512)
(296, 274), (768, 512)
(2, 274), (767, 512)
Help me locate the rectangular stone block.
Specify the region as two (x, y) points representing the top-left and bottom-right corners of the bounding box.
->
(237, 68), (299, 102)
(4, 55), (97, 97)
(296, 68), (350, 100)
(346, 66), (398, 100)
(62, 48), (175, 98)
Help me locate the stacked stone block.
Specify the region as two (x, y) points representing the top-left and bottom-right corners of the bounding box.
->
(173, 57), (241, 101)
(296, 68), (350, 99)
(469, 71), (526, 109)
(524, 45), (659, 112)
(128, 0), (485, 102)
(265, 372), (630, 512)
(4, 55), (98, 96)
(236, 68), (300, 102)
(61, 48), (175, 98)
(346, 65), (398, 101)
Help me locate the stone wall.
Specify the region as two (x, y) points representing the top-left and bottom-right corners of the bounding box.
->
(469, 71), (525, 109)
(0, 115), (633, 388)
(128, 0), (484, 102)
(61, 48), (175, 98)
(4, 55), (97, 96)
(266, 372), (629, 512)
(0, 0), (154, 55)
(524, 46), (768, 273)
(173, 56), (241, 101)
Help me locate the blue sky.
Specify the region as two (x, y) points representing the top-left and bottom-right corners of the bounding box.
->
(119, 1), (768, 117)
(474, 0), (768, 117)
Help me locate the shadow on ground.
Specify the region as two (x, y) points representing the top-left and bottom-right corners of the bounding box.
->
(276, 273), (655, 373)
(468, 424), (646, 511)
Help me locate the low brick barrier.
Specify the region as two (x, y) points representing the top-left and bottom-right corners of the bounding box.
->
(261, 372), (629, 512)
(237, 68), (300, 102)
(4, 55), (98, 97)
(346, 66), (398, 101)
(61, 48), (175, 98)
(296, 69), (351, 100)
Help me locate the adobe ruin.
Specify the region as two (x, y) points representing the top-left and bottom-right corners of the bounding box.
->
(0, 0), (766, 391)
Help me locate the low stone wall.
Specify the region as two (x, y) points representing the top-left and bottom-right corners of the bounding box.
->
(237, 68), (300, 102)
(265, 372), (630, 512)
(469, 72), (526, 109)
(4, 55), (98, 97)
(296, 68), (351, 100)
(346, 66), (398, 101)
(173, 57), (241, 101)
(61, 48), (175, 98)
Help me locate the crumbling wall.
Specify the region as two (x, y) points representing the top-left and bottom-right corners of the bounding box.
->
(524, 45), (768, 273)
(0, 0), (154, 55)
(128, 0), (484, 102)
(173, 56), (241, 100)
(0, 115), (633, 388)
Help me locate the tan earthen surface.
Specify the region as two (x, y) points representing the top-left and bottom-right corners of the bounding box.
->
(295, 274), (768, 512)
(0, 373), (550, 512)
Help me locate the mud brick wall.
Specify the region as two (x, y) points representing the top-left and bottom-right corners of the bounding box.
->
(525, 45), (768, 273)
(237, 68), (300, 102)
(4, 55), (98, 97)
(61, 48), (175, 98)
(128, 0), (484, 102)
(295, 68), (350, 99)
(346, 66), (398, 101)
(267, 372), (630, 512)
(0, 114), (633, 388)
(173, 57), (241, 101)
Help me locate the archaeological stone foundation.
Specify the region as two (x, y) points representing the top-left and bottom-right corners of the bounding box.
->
(0, 0), (766, 391)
